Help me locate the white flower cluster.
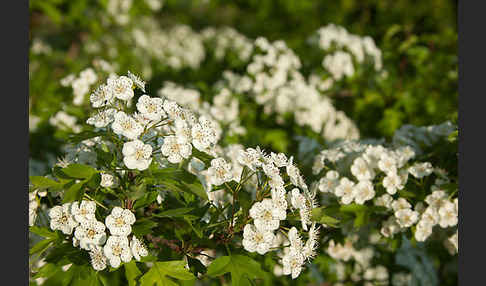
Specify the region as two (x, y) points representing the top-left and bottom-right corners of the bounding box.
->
(107, 0), (133, 25)
(131, 21), (205, 71)
(220, 37), (359, 142)
(201, 27), (254, 62)
(48, 202), (148, 271)
(85, 72), (219, 170)
(49, 111), (82, 133)
(200, 146), (320, 279)
(60, 68), (98, 106)
(312, 138), (458, 254)
(312, 23), (383, 76)
(326, 238), (389, 285)
(158, 82), (245, 137)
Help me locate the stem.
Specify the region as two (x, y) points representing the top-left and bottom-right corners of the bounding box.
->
(84, 193), (108, 210)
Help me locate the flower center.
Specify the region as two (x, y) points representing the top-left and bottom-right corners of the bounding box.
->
(115, 217), (125, 227)
(112, 245), (122, 256)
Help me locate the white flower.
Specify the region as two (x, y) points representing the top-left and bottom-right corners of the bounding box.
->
(327, 239), (354, 261)
(286, 157), (307, 190)
(282, 248), (305, 279)
(136, 95), (164, 121)
(49, 203), (79, 235)
(335, 177), (356, 204)
(107, 75), (134, 101)
(270, 152), (288, 167)
(391, 198), (412, 212)
(382, 172), (404, 195)
(302, 224), (320, 260)
(122, 140), (153, 171)
(249, 198), (286, 231)
(438, 201), (458, 228)
(415, 220), (433, 242)
(290, 188), (306, 209)
(112, 111), (143, 140)
(70, 200), (96, 224)
(242, 224), (275, 255)
(105, 207), (136, 236)
(420, 207), (439, 227)
(353, 180), (375, 204)
(160, 136), (192, 164)
(425, 190), (447, 210)
(394, 208), (419, 228)
(90, 84), (114, 108)
(127, 71), (146, 92)
(374, 194), (393, 209)
(449, 231), (458, 253)
(103, 236), (133, 268)
(100, 173), (116, 188)
(351, 157), (375, 181)
(318, 170), (340, 193)
(130, 237), (149, 261)
(380, 216), (401, 238)
(74, 219), (107, 250)
(377, 153), (397, 174)
(207, 158), (233, 186)
(80, 68), (97, 85)
(191, 119), (217, 151)
(237, 148), (263, 170)
(87, 108), (116, 128)
(408, 162), (434, 178)
(89, 245), (107, 271)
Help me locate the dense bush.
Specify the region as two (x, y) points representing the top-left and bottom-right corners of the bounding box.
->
(29, 1), (458, 285)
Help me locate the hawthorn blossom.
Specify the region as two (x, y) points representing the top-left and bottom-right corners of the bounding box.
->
(74, 219), (107, 250)
(122, 140), (153, 171)
(160, 136), (192, 164)
(394, 208), (419, 228)
(112, 111), (143, 140)
(90, 84), (114, 107)
(136, 95), (164, 121)
(351, 157), (374, 181)
(282, 248), (305, 279)
(49, 203), (78, 235)
(70, 200), (96, 224)
(107, 75), (134, 101)
(250, 198), (286, 231)
(87, 108), (116, 128)
(130, 237), (149, 261)
(354, 180), (375, 204)
(382, 172), (403, 195)
(103, 236), (132, 268)
(335, 177), (356, 204)
(242, 224), (275, 255)
(318, 170), (339, 193)
(105, 207), (136, 236)
(207, 158), (233, 186)
(89, 245), (107, 271)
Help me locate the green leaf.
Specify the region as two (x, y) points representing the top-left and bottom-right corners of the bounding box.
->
(139, 260), (195, 286)
(30, 238), (54, 255)
(311, 207), (340, 227)
(62, 181), (86, 203)
(132, 219), (158, 236)
(133, 191), (159, 209)
(62, 164), (97, 179)
(207, 255), (267, 286)
(30, 176), (60, 189)
(154, 207), (194, 218)
(29, 226), (59, 239)
(125, 261), (142, 286)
